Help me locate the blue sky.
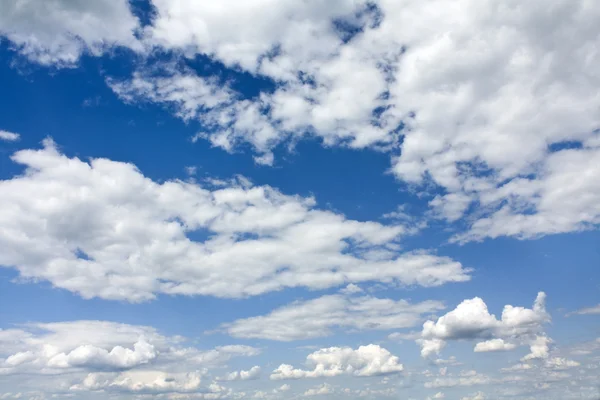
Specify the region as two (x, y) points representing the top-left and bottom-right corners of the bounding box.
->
(0, 1), (599, 399)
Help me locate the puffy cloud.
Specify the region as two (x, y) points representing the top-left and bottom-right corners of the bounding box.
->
(0, 320), (259, 376)
(100, 0), (600, 242)
(270, 345), (403, 380)
(0, 0), (140, 65)
(107, 71), (233, 122)
(521, 336), (552, 361)
(71, 370), (204, 394)
(544, 357), (580, 370)
(0, 130), (20, 142)
(223, 292), (445, 341)
(419, 292), (549, 358)
(216, 366), (261, 381)
(0, 141), (469, 302)
(473, 339), (516, 353)
(303, 383), (334, 396)
(455, 143), (600, 241)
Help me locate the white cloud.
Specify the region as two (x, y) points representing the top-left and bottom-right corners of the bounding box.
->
(544, 357), (580, 370)
(223, 292), (445, 341)
(270, 345), (403, 380)
(500, 363), (534, 373)
(217, 366), (261, 381)
(6, 0), (596, 242)
(425, 371), (491, 389)
(418, 292), (549, 358)
(71, 370), (204, 394)
(100, 0), (600, 242)
(0, 0), (140, 65)
(0, 130), (20, 142)
(0, 140), (469, 302)
(521, 335), (552, 361)
(303, 383), (334, 396)
(108, 71), (232, 121)
(426, 392), (445, 400)
(455, 143), (600, 241)
(0, 320), (259, 376)
(473, 339), (516, 353)
(339, 283), (363, 295)
(568, 304), (600, 316)
(460, 392), (486, 400)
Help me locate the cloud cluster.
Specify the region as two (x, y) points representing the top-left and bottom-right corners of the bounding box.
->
(418, 292), (550, 358)
(109, 0), (600, 241)
(0, 140), (469, 302)
(0, 320), (259, 376)
(2, 1), (599, 241)
(223, 290), (445, 341)
(270, 344), (403, 380)
(216, 366), (261, 382)
(0, 0), (140, 65)
(71, 370), (204, 394)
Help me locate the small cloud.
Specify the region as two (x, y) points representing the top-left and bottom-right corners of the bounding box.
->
(340, 283), (363, 295)
(185, 166), (198, 176)
(0, 130), (20, 142)
(82, 96), (101, 107)
(566, 304), (600, 316)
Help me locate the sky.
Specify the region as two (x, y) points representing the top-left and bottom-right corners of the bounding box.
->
(0, 1), (599, 399)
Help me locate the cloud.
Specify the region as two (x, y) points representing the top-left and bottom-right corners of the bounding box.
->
(6, 0), (598, 241)
(0, 320), (259, 376)
(473, 339), (517, 353)
(0, 140), (470, 302)
(100, 0), (600, 243)
(461, 392), (486, 400)
(0, 130), (20, 142)
(425, 371), (491, 389)
(455, 143), (600, 242)
(270, 345), (403, 380)
(418, 292), (549, 358)
(521, 335), (551, 361)
(222, 292), (445, 341)
(303, 383), (334, 396)
(426, 392), (445, 400)
(0, 0), (140, 65)
(71, 370), (204, 394)
(544, 357), (580, 370)
(216, 366), (261, 381)
(568, 304), (600, 316)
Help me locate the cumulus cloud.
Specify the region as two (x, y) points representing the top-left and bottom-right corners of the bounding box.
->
(4, 0), (599, 240)
(71, 370), (204, 394)
(222, 292), (445, 341)
(521, 335), (552, 361)
(270, 345), (403, 380)
(0, 0), (140, 65)
(216, 366), (261, 382)
(0, 130), (20, 142)
(455, 142), (600, 241)
(98, 0), (600, 242)
(0, 320), (259, 376)
(0, 140), (469, 302)
(473, 339), (517, 353)
(418, 292), (549, 358)
(303, 383), (334, 396)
